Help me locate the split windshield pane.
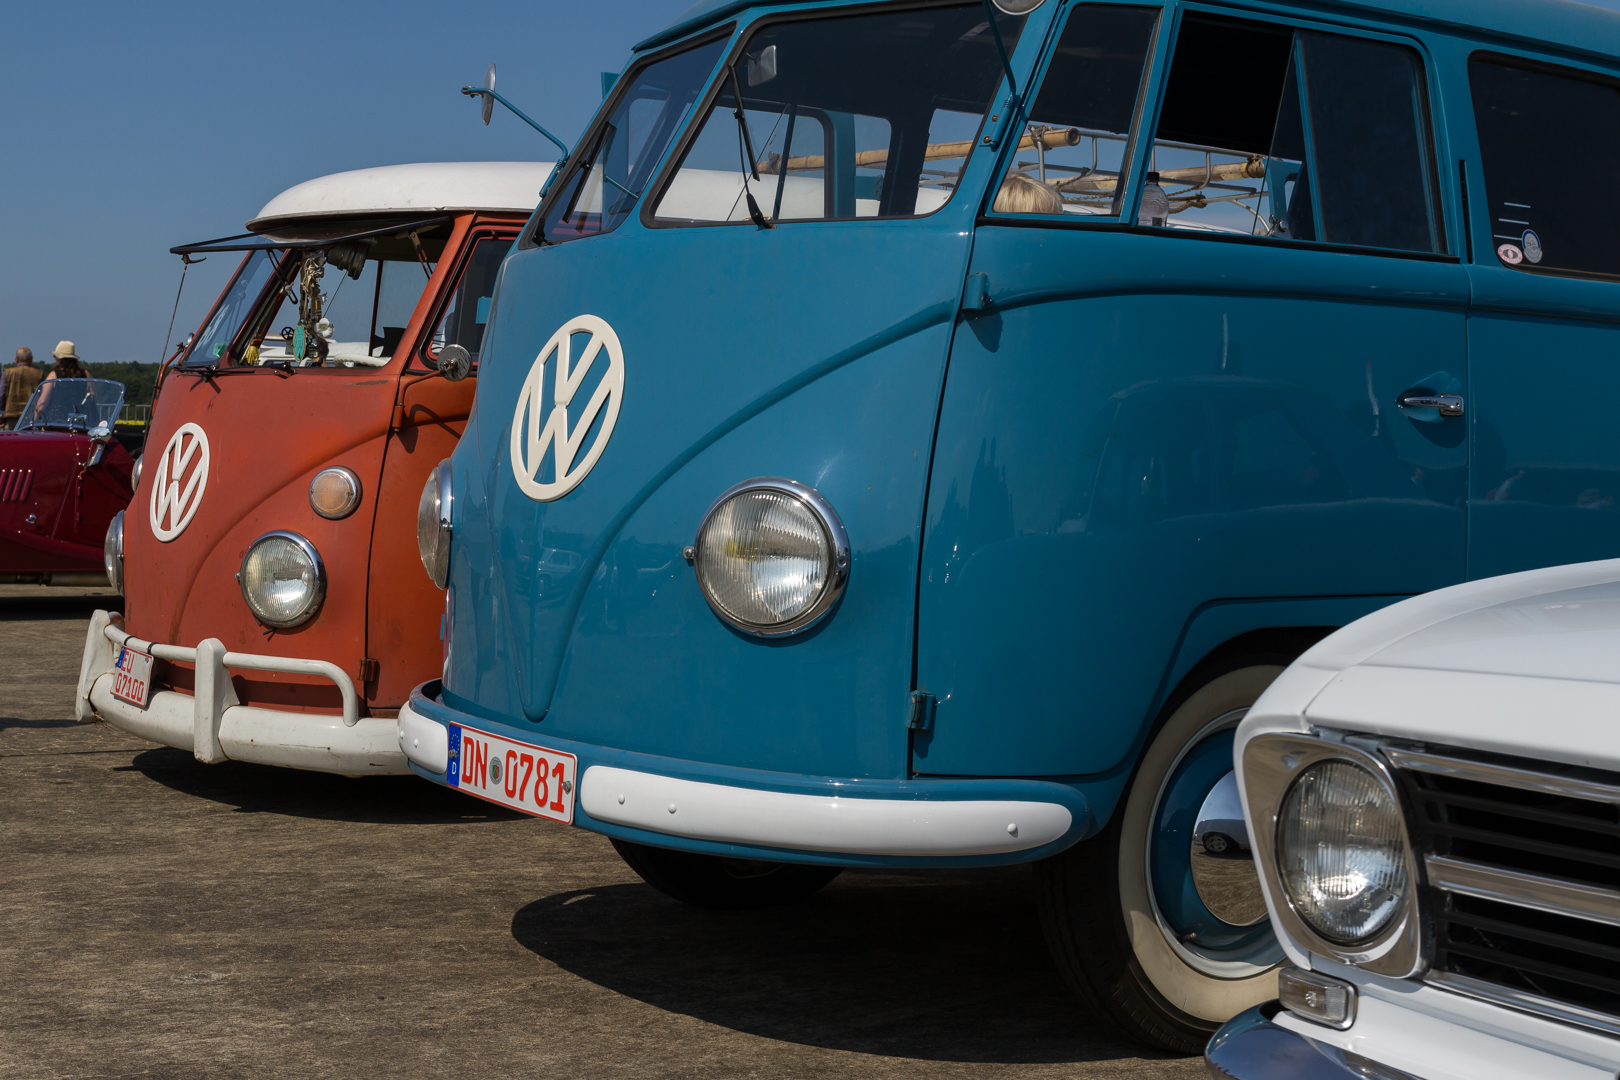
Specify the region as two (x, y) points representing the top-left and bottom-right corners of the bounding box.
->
(538, 37), (729, 243)
(652, 5), (1026, 224)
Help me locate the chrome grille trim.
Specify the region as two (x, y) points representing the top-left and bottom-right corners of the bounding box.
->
(1427, 971), (1620, 1039)
(1425, 855), (1620, 929)
(1383, 745), (1620, 807)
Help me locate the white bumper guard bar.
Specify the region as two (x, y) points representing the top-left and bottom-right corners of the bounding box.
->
(77, 610), (408, 775)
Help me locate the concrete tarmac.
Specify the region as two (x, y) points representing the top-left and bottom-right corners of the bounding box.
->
(1, 587), (1199, 1079)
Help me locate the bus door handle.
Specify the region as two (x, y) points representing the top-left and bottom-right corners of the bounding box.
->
(1398, 392), (1464, 417)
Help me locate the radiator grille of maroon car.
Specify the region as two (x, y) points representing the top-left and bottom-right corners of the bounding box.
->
(0, 468), (32, 502)
(1384, 743), (1620, 1038)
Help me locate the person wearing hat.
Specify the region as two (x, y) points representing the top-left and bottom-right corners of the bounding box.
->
(30, 341), (93, 423)
(46, 340), (88, 381)
(0, 346), (43, 430)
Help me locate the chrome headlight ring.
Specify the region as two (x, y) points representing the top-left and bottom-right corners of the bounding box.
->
(104, 510), (124, 592)
(417, 459), (453, 589)
(1242, 731), (1427, 977)
(688, 477), (850, 638)
(238, 530), (327, 629)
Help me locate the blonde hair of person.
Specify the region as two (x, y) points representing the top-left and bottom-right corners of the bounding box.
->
(993, 172), (1064, 215)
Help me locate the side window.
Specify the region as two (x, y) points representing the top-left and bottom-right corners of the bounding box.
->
(426, 237), (514, 366)
(992, 5), (1158, 218)
(1470, 58), (1620, 277)
(652, 4), (1026, 225)
(1141, 15), (1443, 253)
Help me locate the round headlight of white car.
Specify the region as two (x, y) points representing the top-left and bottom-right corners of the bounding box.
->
(417, 459), (452, 589)
(691, 478), (849, 636)
(1277, 759), (1409, 944)
(239, 531), (325, 628)
(104, 510), (124, 592)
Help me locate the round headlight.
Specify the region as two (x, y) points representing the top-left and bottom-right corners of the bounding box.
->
(309, 467), (362, 519)
(104, 510), (124, 592)
(1277, 760), (1408, 944)
(417, 460), (452, 588)
(692, 478), (849, 636)
(239, 531), (325, 628)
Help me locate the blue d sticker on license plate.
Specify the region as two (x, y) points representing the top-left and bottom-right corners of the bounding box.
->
(449, 723), (576, 824)
(111, 646), (153, 708)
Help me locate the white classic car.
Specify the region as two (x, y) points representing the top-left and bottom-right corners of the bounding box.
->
(1207, 560), (1620, 1080)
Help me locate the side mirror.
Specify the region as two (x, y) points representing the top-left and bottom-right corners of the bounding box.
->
(437, 344), (473, 382)
(481, 63), (495, 125)
(746, 45), (778, 86)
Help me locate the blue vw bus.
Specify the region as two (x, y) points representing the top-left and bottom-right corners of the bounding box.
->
(398, 0), (1620, 1052)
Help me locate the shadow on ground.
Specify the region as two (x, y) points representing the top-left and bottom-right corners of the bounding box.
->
(0, 593), (120, 619)
(125, 746), (526, 824)
(512, 871), (1177, 1066)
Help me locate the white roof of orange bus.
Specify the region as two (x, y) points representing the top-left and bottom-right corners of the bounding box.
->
(248, 161), (555, 228)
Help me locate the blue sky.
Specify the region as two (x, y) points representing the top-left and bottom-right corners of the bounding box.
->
(0, 0), (691, 366)
(4, 0), (1619, 367)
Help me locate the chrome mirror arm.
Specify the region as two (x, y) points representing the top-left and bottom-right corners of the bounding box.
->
(460, 85), (571, 167)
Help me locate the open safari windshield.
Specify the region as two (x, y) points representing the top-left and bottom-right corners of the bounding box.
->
(181, 220), (452, 370)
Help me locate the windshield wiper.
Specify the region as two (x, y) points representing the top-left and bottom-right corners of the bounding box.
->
(727, 67), (773, 230)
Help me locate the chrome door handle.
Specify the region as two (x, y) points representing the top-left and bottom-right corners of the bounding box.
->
(1398, 393), (1464, 417)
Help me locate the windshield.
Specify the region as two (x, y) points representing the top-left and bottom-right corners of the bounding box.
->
(653, 5), (1025, 224)
(536, 35), (730, 244)
(181, 223), (448, 369)
(16, 378), (125, 433)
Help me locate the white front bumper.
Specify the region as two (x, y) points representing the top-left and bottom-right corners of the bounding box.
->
(77, 610), (408, 776)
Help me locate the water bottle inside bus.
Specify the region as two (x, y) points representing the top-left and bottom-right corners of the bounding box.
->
(1138, 171), (1169, 226)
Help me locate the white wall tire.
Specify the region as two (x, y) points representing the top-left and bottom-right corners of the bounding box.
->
(1035, 666), (1286, 1053)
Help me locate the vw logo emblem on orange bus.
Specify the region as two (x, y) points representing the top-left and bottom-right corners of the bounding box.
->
(149, 422), (211, 542)
(511, 314), (624, 502)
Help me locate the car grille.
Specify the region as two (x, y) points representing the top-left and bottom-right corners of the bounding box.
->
(1385, 743), (1620, 1036)
(0, 468), (33, 502)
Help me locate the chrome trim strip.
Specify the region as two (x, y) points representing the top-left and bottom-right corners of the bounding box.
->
(1427, 970), (1620, 1039)
(1383, 745), (1620, 806)
(1425, 854), (1620, 928)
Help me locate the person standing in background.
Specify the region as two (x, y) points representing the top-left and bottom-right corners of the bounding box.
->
(33, 341), (91, 422)
(46, 341), (88, 381)
(0, 347), (43, 430)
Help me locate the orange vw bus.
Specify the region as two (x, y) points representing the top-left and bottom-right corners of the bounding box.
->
(77, 162), (548, 774)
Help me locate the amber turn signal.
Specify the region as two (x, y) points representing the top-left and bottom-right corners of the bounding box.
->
(309, 467), (362, 519)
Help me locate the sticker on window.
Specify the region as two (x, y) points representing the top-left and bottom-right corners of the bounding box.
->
(1497, 243), (1524, 265)
(1521, 230), (1544, 264)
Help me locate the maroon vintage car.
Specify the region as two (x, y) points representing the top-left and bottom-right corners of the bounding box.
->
(0, 378), (141, 585)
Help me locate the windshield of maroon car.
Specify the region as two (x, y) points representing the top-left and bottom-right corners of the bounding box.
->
(16, 378), (125, 433)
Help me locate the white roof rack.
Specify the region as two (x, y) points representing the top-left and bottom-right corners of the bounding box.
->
(248, 161), (555, 228)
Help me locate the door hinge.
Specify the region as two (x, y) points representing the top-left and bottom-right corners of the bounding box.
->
(907, 691), (937, 731)
(359, 657), (379, 683)
(390, 402), (407, 430)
